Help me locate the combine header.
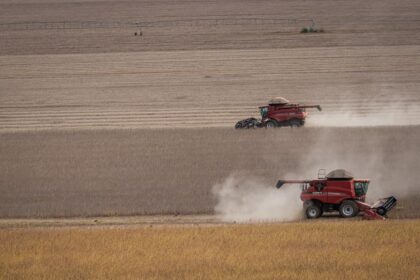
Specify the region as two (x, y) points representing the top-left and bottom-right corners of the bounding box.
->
(276, 169), (397, 220)
(235, 97), (322, 129)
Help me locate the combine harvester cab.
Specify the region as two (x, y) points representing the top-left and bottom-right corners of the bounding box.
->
(275, 169), (397, 220)
(235, 97), (322, 129)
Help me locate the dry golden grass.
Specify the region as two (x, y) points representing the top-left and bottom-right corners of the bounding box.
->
(0, 220), (419, 279)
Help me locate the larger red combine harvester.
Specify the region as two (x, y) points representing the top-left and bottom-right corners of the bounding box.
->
(235, 97), (322, 129)
(276, 169), (397, 220)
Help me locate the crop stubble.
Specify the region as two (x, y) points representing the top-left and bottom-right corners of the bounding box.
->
(1, 46), (420, 130)
(0, 0), (420, 219)
(1, 0), (420, 131)
(0, 127), (419, 218)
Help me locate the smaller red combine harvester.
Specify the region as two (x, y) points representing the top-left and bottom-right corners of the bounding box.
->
(235, 97), (322, 129)
(276, 169), (397, 220)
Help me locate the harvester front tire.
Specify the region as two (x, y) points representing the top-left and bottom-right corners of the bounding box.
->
(305, 204), (322, 219)
(339, 200), (359, 218)
(290, 119), (302, 127)
(265, 120), (277, 128)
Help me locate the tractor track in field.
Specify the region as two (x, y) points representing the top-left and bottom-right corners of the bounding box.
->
(1, 215), (417, 229)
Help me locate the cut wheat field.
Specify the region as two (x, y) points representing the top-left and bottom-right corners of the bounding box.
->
(1, 0), (420, 131)
(0, 220), (419, 279)
(1, 127), (419, 218)
(1, 46), (420, 131)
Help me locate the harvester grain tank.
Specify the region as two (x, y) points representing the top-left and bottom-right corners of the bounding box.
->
(275, 169), (397, 220)
(235, 97), (322, 128)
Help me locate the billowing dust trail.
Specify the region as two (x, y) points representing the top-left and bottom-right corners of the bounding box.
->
(308, 101), (420, 127)
(212, 175), (303, 222)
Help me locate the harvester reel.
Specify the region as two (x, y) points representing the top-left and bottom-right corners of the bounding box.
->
(235, 118), (260, 129)
(376, 207), (387, 216)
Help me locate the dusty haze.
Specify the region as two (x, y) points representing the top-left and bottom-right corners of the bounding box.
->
(309, 94), (420, 127)
(212, 175), (303, 222)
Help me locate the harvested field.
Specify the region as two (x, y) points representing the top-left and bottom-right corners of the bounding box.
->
(1, 0), (420, 131)
(1, 220), (419, 279)
(0, 0), (419, 218)
(1, 126), (419, 218)
(1, 46), (420, 130)
(1, 0), (420, 56)
(1, 0), (420, 279)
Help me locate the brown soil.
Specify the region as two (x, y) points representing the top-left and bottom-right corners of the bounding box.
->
(1, 0), (420, 131)
(1, 127), (419, 218)
(0, 0), (419, 220)
(1, 0), (420, 56)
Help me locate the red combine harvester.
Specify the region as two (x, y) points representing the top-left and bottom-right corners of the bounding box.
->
(235, 97), (322, 129)
(276, 169), (397, 220)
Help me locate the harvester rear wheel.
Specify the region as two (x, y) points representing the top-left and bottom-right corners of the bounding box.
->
(339, 200), (359, 218)
(305, 204), (322, 219)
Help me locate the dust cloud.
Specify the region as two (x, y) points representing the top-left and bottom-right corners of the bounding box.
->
(212, 124), (420, 221)
(212, 175), (303, 222)
(304, 96), (420, 200)
(307, 101), (420, 127)
(212, 93), (420, 221)
(308, 111), (420, 127)
(292, 127), (420, 202)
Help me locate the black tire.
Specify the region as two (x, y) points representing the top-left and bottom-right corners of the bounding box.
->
(265, 120), (277, 128)
(305, 204), (322, 219)
(376, 207), (387, 216)
(290, 118), (303, 127)
(339, 200), (359, 218)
